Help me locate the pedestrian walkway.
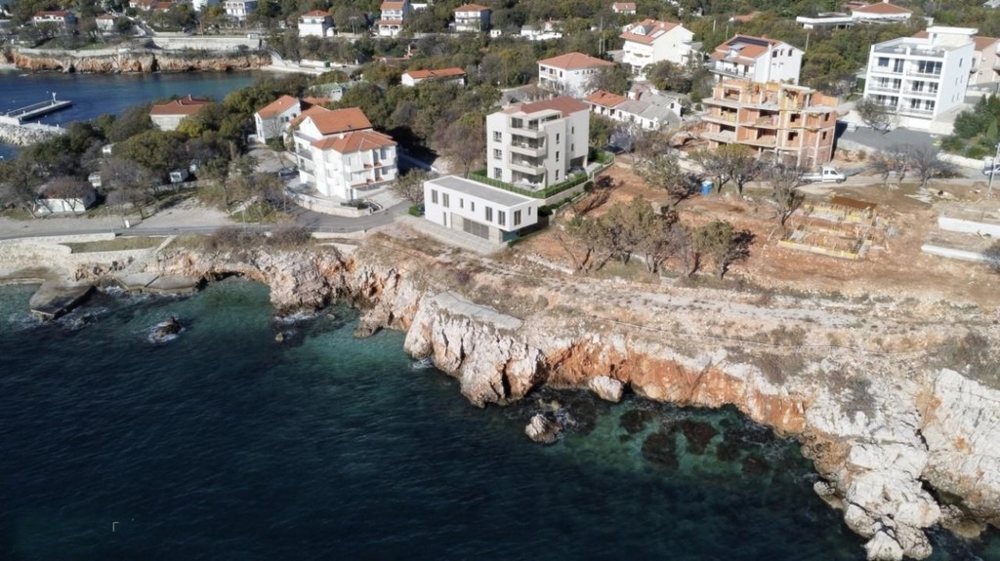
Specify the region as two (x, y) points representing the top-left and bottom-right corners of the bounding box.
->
(397, 215), (502, 255)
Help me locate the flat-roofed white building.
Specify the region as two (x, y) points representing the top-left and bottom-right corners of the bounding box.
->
(423, 175), (540, 243)
(863, 26), (977, 130)
(224, 0), (257, 20)
(299, 10), (333, 37)
(453, 4), (490, 32)
(486, 97), (590, 189)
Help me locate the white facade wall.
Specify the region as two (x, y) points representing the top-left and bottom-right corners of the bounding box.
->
(455, 9), (489, 32)
(486, 107), (589, 189)
(621, 26), (695, 73)
(423, 176), (540, 243)
(193, 0), (218, 11)
(537, 63), (605, 96)
(292, 118), (398, 201)
(299, 16), (332, 38)
(863, 30), (975, 128)
(224, 0), (256, 20)
(711, 44), (803, 84)
(254, 104), (300, 142)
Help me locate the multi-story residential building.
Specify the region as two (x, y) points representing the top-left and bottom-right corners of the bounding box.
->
(536, 52), (614, 97)
(709, 35), (804, 84)
(299, 10), (333, 37)
(453, 4), (490, 32)
(401, 68), (466, 87)
(32, 10), (76, 27)
(377, 0), (410, 37)
(149, 95), (212, 131)
(485, 97), (590, 189)
(862, 26), (977, 129)
(851, 1), (912, 23)
(292, 107), (398, 201)
(620, 19), (695, 75)
(423, 175), (541, 243)
(795, 12), (854, 29)
(223, 0), (256, 20)
(585, 83), (683, 130)
(612, 2), (636, 15)
(95, 13), (116, 32)
(254, 95), (302, 142)
(914, 29), (1000, 86)
(520, 21), (562, 41)
(192, 0), (219, 11)
(701, 80), (838, 169)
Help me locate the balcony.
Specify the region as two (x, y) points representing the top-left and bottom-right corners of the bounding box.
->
(296, 149), (313, 161)
(701, 130), (736, 144)
(898, 106), (935, 117)
(902, 89), (938, 98)
(508, 158), (544, 174)
(867, 84), (901, 94)
(743, 116), (779, 128)
(743, 135), (777, 147)
(870, 65), (904, 75)
(710, 64), (753, 80)
(906, 68), (942, 78)
(509, 142), (545, 157)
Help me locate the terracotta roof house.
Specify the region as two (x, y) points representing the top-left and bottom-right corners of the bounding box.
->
(851, 1), (912, 23)
(299, 10), (333, 38)
(585, 85), (683, 131)
(537, 52), (614, 96)
(401, 67), (467, 86)
(291, 107), (397, 202)
(254, 95), (303, 142)
(709, 35), (803, 84)
(454, 4), (490, 32)
(149, 95), (213, 130)
(32, 10), (76, 26)
(612, 2), (636, 15)
(620, 19), (696, 75)
(378, 0), (411, 37)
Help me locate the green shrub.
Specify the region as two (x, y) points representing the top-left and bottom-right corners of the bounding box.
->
(408, 204), (424, 216)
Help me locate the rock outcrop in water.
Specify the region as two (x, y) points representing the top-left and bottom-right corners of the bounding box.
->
(98, 239), (1000, 561)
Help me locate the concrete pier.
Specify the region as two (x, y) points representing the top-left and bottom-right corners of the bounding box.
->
(0, 96), (73, 125)
(28, 281), (92, 320)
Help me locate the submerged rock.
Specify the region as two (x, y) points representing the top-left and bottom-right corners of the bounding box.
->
(525, 414), (561, 444)
(741, 455), (770, 475)
(149, 316), (183, 343)
(620, 408), (657, 435)
(680, 420), (719, 455)
(641, 430), (679, 469)
(353, 318), (382, 338)
(588, 375), (625, 402)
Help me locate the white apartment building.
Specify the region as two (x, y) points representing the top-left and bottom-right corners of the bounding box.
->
(377, 0), (410, 37)
(32, 10), (76, 26)
(299, 10), (333, 38)
(536, 52), (614, 97)
(423, 175), (540, 244)
(863, 26), (977, 130)
(485, 97), (590, 189)
(709, 35), (804, 84)
(224, 0), (257, 20)
(914, 29), (1000, 86)
(453, 4), (490, 32)
(620, 19), (695, 75)
(254, 95), (301, 142)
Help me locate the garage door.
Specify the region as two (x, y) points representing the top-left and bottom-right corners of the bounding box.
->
(462, 220), (490, 240)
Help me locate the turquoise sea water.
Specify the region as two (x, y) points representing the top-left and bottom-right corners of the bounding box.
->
(0, 70), (265, 161)
(0, 280), (995, 560)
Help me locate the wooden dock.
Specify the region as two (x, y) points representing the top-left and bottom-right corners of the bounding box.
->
(0, 96), (73, 125)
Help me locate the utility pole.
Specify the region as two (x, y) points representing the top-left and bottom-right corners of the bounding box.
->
(989, 141), (1000, 198)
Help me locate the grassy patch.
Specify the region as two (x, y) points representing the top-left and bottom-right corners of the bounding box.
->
(65, 236), (164, 253)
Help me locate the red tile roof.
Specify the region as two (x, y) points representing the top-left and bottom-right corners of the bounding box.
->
(852, 1), (911, 14)
(34, 10), (71, 17)
(311, 130), (396, 153)
(300, 106), (372, 136)
(584, 90), (627, 108)
(710, 35), (784, 62)
(256, 95), (300, 119)
(537, 52), (613, 70)
(612, 3), (636, 11)
(301, 10), (330, 17)
(454, 4), (489, 12)
(404, 67), (466, 80)
(381, 1), (406, 9)
(620, 19), (682, 45)
(149, 95), (212, 116)
(506, 96), (590, 117)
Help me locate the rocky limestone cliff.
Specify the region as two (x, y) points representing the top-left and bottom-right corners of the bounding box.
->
(9, 49), (270, 73)
(136, 241), (1000, 561)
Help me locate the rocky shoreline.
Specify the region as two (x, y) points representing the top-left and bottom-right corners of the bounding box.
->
(0, 122), (64, 146)
(3, 48), (270, 74)
(4, 234), (999, 561)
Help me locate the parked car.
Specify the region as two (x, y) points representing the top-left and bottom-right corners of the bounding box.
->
(278, 167), (297, 179)
(799, 166), (846, 184)
(982, 164), (1000, 176)
(168, 169), (190, 184)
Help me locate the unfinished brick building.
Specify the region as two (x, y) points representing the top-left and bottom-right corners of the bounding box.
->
(700, 79), (838, 170)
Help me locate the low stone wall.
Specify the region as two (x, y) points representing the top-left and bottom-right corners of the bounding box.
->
(921, 244), (987, 262)
(938, 215), (1000, 237)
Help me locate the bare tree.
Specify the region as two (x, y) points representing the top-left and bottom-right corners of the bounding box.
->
(391, 170), (432, 205)
(101, 158), (155, 218)
(766, 166), (805, 231)
(718, 144), (761, 195)
(40, 177), (94, 215)
(637, 153), (698, 206)
(869, 145), (910, 188)
(855, 97), (897, 134)
(690, 149), (731, 193)
(0, 159), (41, 218)
(573, 175), (615, 215)
(984, 241), (1000, 274)
(908, 144), (954, 188)
(433, 117), (485, 178)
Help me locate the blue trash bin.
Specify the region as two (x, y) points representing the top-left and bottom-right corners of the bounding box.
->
(701, 181), (713, 196)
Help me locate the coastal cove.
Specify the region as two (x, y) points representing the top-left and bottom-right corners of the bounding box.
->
(0, 70), (266, 160)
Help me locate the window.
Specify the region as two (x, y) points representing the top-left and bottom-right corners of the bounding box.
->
(556, 133), (560, 143)
(493, 148), (502, 159)
(485, 206), (493, 222)
(460, 198), (464, 209)
(471, 201), (475, 212)
(513, 210), (522, 226)
(528, 207), (532, 215)
(493, 167), (501, 179)
(571, 144), (575, 152)
(431, 189), (438, 204)
(498, 210), (506, 226)
(555, 151), (560, 162)
(571, 126), (575, 134)
(877, 57), (889, 67)
(555, 170), (560, 180)
(493, 131), (502, 141)
(442, 193), (450, 208)
(821, 131), (827, 140)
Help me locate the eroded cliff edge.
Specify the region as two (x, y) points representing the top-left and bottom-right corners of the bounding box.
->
(4, 49), (270, 73)
(118, 237), (1000, 560)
